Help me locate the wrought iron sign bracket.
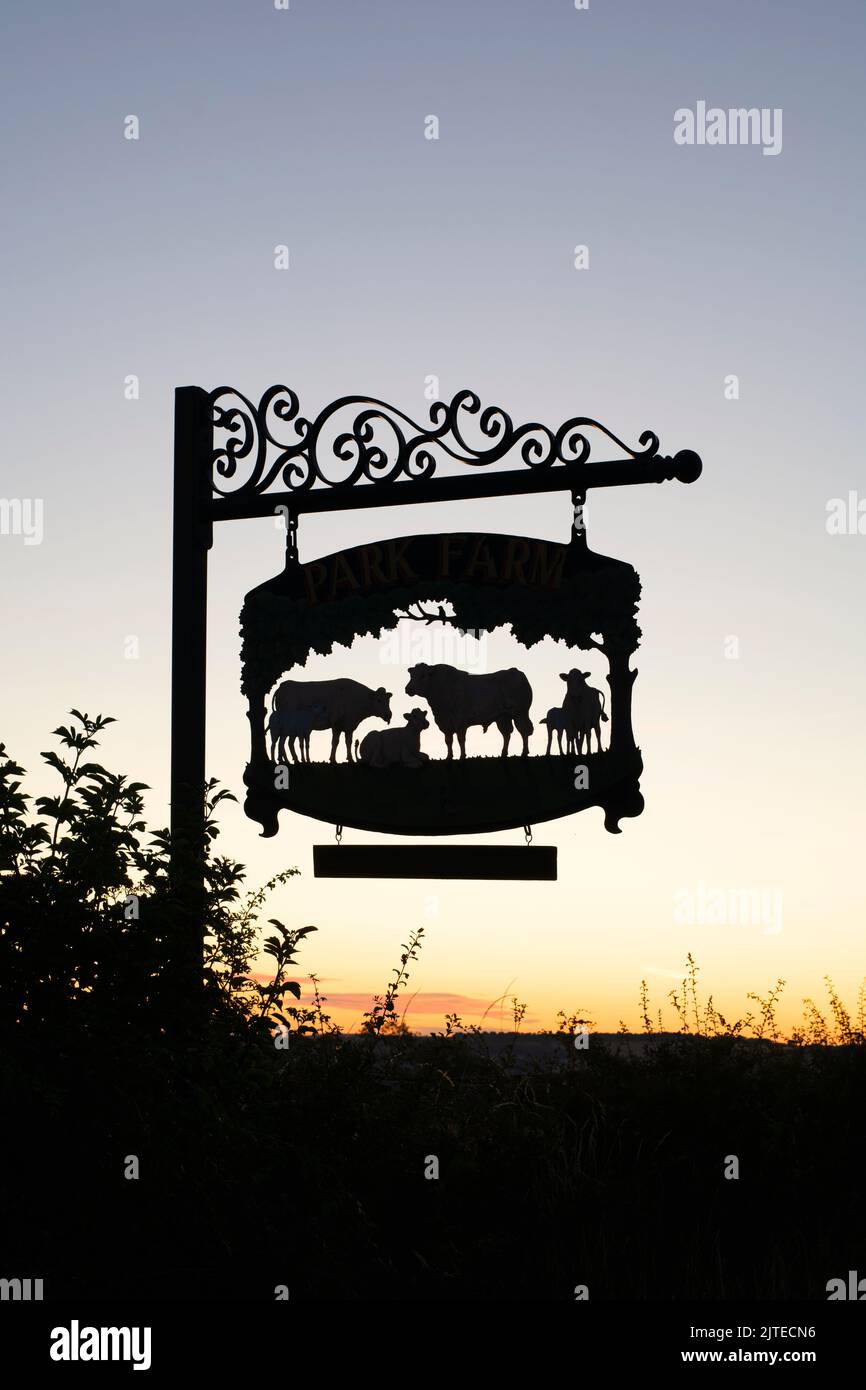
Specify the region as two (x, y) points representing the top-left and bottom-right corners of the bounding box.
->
(203, 385), (701, 524)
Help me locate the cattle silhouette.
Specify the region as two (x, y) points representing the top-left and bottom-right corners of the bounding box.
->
(560, 670), (608, 755)
(540, 705), (575, 755)
(272, 678), (392, 763)
(406, 663), (533, 758)
(268, 702), (328, 764)
(356, 708), (431, 768)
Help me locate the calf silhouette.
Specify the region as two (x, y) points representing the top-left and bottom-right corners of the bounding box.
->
(356, 708), (431, 768)
(540, 705), (576, 755)
(268, 703), (328, 764)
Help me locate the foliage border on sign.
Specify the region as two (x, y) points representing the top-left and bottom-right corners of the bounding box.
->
(239, 564), (641, 698)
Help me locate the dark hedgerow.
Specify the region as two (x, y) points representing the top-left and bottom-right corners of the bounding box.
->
(1, 714), (864, 1300)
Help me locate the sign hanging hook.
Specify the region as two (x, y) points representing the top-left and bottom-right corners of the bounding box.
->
(286, 511), (298, 563)
(571, 489), (586, 539)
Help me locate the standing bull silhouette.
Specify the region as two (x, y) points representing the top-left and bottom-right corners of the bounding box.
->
(406, 662), (533, 758)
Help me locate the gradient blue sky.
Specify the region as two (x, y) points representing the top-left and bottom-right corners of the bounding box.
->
(2, 0), (865, 1030)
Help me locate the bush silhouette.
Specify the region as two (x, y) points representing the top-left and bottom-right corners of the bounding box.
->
(0, 710), (308, 1041)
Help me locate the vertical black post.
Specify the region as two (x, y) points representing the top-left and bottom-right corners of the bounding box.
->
(170, 386), (212, 1015)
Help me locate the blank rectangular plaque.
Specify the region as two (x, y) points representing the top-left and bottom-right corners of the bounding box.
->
(313, 844), (557, 880)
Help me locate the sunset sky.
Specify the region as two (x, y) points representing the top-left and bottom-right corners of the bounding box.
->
(3, 0), (865, 1033)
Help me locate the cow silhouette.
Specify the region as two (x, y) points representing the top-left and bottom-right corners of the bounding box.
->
(560, 670), (608, 755)
(271, 678), (392, 763)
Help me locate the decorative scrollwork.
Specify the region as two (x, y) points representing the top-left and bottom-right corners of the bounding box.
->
(208, 385), (662, 501)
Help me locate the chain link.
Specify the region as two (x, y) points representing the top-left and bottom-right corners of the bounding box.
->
(286, 512), (299, 562)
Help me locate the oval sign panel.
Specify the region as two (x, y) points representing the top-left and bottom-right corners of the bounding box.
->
(240, 525), (644, 839)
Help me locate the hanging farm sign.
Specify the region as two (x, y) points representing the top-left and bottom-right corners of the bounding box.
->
(170, 385), (702, 880)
